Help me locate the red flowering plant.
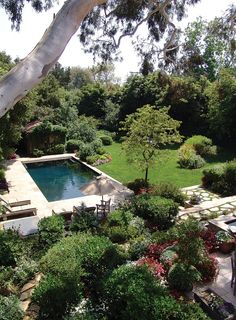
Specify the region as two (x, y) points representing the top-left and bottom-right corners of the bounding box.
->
(200, 228), (218, 253)
(137, 257), (166, 279)
(196, 255), (219, 283)
(147, 241), (177, 260)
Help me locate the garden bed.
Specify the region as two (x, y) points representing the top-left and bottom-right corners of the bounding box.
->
(194, 289), (236, 320)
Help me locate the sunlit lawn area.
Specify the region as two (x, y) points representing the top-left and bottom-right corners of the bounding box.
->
(99, 142), (236, 188)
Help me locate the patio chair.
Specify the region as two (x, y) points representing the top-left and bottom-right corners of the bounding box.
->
(96, 199), (111, 218)
(231, 251), (236, 296)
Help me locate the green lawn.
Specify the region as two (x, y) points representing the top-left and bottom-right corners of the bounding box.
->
(99, 142), (235, 188)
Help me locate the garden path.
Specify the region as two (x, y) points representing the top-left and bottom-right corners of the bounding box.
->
(179, 185), (236, 220)
(195, 252), (236, 307)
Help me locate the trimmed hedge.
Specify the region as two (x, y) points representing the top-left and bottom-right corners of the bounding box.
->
(202, 160), (236, 196)
(131, 195), (178, 230)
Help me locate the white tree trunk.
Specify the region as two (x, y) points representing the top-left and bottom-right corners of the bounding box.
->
(0, 0), (106, 118)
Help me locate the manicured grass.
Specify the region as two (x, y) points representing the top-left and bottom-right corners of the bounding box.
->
(99, 142), (235, 188)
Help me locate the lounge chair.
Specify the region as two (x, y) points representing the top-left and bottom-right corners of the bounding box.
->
(0, 195), (31, 208)
(0, 207), (37, 222)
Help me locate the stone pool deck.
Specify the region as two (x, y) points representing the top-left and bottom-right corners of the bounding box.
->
(1, 154), (132, 234)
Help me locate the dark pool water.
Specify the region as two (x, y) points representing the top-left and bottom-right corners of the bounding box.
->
(25, 159), (98, 202)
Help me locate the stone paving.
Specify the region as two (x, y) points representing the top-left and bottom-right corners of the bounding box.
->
(195, 252), (236, 307)
(179, 185), (236, 221)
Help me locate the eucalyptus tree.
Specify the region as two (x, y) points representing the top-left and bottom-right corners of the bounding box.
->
(0, 0), (202, 118)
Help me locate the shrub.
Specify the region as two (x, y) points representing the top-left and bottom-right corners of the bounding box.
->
(66, 139), (85, 153)
(38, 215), (64, 248)
(90, 139), (103, 152)
(147, 241), (176, 260)
(0, 230), (21, 267)
(153, 297), (210, 320)
(79, 144), (95, 161)
(126, 178), (149, 195)
(150, 182), (187, 205)
(178, 144), (206, 169)
(100, 135), (113, 145)
(32, 148), (45, 157)
(200, 228), (217, 253)
(168, 263), (201, 292)
(196, 256), (219, 283)
(86, 154), (100, 165)
(0, 295), (24, 320)
(32, 273), (82, 320)
(47, 144), (65, 155)
(224, 160), (236, 195)
(107, 209), (133, 227)
(185, 135), (217, 157)
(103, 264), (167, 320)
(13, 259), (38, 287)
(137, 257), (165, 279)
(0, 168), (5, 180)
(202, 165), (224, 189)
(159, 246), (178, 270)
(129, 238), (150, 260)
(96, 147), (106, 155)
(107, 226), (128, 243)
(70, 213), (97, 233)
(131, 195), (178, 230)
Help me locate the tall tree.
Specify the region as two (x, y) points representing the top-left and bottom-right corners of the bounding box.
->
(0, 0), (202, 118)
(121, 105), (182, 182)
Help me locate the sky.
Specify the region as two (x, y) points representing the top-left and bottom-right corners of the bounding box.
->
(0, 0), (235, 82)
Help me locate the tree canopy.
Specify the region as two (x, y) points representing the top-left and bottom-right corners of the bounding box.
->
(0, 0), (205, 118)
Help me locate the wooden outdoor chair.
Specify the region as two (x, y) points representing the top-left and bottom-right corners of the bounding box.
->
(0, 207), (37, 222)
(96, 199), (111, 218)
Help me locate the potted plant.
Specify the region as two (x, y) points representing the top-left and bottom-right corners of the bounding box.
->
(216, 231), (235, 254)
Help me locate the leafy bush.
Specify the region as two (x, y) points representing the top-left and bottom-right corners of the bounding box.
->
(32, 148), (45, 157)
(129, 238), (150, 260)
(178, 144), (205, 169)
(0, 168), (5, 180)
(13, 259), (38, 287)
(79, 143), (96, 161)
(150, 182), (187, 205)
(103, 264), (167, 320)
(202, 160), (236, 196)
(0, 230), (21, 267)
(168, 263), (201, 292)
(90, 138), (103, 152)
(32, 273), (82, 320)
(126, 178), (149, 194)
(153, 297), (210, 320)
(38, 215), (64, 248)
(96, 147), (106, 155)
(196, 256), (219, 283)
(202, 165), (224, 189)
(47, 144), (65, 155)
(0, 295), (24, 320)
(66, 139), (85, 152)
(107, 209), (133, 227)
(107, 226), (128, 243)
(131, 195), (178, 230)
(40, 234), (124, 296)
(100, 135), (113, 145)
(70, 212), (97, 233)
(159, 246), (178, 270)
(185, 135), (217, 157)
(137, 257), (165, 279)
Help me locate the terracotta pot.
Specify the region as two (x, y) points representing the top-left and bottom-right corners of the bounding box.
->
(219, 242), (235, 254)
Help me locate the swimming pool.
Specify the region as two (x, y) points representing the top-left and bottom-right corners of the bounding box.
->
(24, 158), (99, 202)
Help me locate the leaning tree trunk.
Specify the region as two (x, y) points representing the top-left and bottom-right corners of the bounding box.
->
(0, 0), (106, 118)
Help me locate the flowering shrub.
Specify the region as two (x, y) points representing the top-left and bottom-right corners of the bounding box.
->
(137, 257), (165, 279)
(146, 241), (176, 260)
(200, 228), (218, 253)
(196, 255), (219, 283)
(160, 247), (178, 270)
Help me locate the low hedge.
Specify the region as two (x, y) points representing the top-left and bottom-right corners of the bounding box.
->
(131, 195), (179, 230)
